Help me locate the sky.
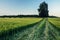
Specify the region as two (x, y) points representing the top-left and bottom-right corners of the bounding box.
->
(0, 0), (60, 17)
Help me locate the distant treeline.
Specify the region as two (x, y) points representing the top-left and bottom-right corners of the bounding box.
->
(48, 16), (58, 18)
(0, 15), (39, 18)
(0, 15), (58, 18)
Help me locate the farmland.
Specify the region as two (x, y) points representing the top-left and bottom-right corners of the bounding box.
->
(48, 18), (60, 28)
(0, 18), (41, 35)
(48, 18), (60, 40)
(0, 18), (60, 40)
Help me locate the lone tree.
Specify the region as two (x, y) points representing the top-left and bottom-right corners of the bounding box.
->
(38, 2), (49, 17)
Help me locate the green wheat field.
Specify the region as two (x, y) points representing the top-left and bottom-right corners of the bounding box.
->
(0, 18), (60, 40)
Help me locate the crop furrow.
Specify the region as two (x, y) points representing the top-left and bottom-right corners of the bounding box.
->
(18, 19), (46, 40)
(48, 22), (60, 40)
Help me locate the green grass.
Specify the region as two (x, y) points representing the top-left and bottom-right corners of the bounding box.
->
(48, 18), (60, 28)
(0, 18), (42, 34)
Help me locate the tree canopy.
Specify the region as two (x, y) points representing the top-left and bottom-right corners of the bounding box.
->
(38, 2), (49, 17)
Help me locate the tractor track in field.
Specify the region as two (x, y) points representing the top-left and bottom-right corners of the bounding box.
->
(8, 19), (45, 40)
(0, 19), (46, 40)
(48, 21), (60, 40)
(0, 18), (60, 40)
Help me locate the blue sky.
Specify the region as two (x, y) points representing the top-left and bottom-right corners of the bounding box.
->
(0, 0), (60, 17)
